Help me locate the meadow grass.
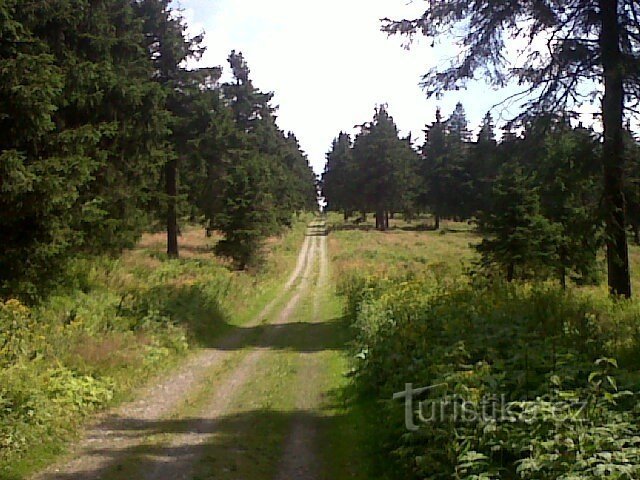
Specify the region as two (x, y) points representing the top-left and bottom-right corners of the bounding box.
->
(327, 212), (478, 280)
(327, 211), (640, 291)
(327, 212), (640, 479)
(0, 215), (312, 478)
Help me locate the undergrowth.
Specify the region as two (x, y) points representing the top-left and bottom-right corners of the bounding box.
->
(0, 215), (310, 476)
(342, 271), (640, 479)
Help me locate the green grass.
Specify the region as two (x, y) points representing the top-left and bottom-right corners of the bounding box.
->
(0, 215), (312, 479)
(327, 212), (478, 280)
(326, 212), (640, 479)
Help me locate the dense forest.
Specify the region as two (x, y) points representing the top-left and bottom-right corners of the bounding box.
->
(0, 0), (317, 299)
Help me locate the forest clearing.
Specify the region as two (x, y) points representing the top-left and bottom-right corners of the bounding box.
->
(4, 0), (640, 478)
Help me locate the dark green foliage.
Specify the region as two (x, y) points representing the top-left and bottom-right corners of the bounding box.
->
(351, 106), (418, 230)
(477, 119), (603, 286)
(477, 164), (561, 281)
(467, 111), (498, 215)
(210, 152), (276, 269)
(421, 103), (476, 225)
(624, 127), (640, 244)
(200, 51), (316, 267)
(536, 123), (603, 285)
(344, 273), (640, 480)
(382, 0), (640, 296)
(0, 1), (317, 296)
(322, 105), (420, 230)
(0, 0), (167, 297)
(322, 132), (354, 217)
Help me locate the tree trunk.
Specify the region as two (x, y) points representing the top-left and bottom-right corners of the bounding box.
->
(600, 0), (631, 297)
(634, 224), (640, 245)
(385, 211), (390, 229)
(376, 208), (386, 231)
(166, 158), (179, 258)
(434, 213), (440, 230)
(507, 263), (514, 282)
(343, 210), (349, 221)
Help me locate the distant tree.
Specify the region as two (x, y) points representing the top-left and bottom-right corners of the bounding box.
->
(420, 108), (448, 228)
(537, 122), (603, 286)
(420, 103), (474, 227)
(352, 106), (418, 230)
(477, 164), (561, 282)
(323, 132), (355, 219)
(468, 112), (499, 216)
(207, 51), (316, 263)
(383, 0), (640, 297)
(210, 152), (276, 270)
(446, 102), (472, 143)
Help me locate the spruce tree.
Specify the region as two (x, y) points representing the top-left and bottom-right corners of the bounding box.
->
(323, 133), (355, 219)
(477, 164), (561, 281)
(537, 122), (603, 286)
(352, 105), (418, 230)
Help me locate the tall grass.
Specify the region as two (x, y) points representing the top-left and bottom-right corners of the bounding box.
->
(0, 216), (311, 475)
(342, 271), (640, 479)
(327, 213), (640, 479)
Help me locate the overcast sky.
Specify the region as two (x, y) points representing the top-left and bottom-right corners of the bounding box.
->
(177, 0), (535, 174)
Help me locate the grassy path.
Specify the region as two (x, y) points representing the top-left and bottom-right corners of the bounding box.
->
(31, 221), (370, 480)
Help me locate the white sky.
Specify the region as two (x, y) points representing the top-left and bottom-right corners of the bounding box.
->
(176, 0), (538, 174)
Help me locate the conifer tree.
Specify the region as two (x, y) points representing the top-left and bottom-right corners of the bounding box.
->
(323, 133), (355, 219)
(468, 112), (499, 216)
(351, 106), (418, 230)
(138, 0), (205, 258)
(383, 0), (640, 296)
(537, 123), (602, 286)
(477, 164), (561, 281)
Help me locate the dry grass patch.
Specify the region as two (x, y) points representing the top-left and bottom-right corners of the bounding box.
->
(68, 332), (150, 371)
(327, 215), (479, 278)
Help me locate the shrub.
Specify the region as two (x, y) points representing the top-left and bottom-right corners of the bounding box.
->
(344, 275), (640, 479)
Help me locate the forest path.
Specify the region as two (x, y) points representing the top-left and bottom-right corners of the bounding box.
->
(32, 220), (343, 480)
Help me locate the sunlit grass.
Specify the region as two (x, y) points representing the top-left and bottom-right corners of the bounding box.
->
(327, 212), (479, 280)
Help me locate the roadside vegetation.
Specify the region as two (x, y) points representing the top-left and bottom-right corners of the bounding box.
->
(326, 212), (640, 479)
(0, 217), (310, 478)
(1, 2), (318, 476)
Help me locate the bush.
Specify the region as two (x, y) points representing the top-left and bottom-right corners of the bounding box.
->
(344, 275), (640, 479)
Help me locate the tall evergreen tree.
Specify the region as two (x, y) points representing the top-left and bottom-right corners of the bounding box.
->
(537, 122), (603, 286)
(477, 164), (561, 281)
(138, 0), (205, 258)
(323, 132), (355, 219)
(383, 0), (640, 296)
(468, 111), (499, 216)
(351, 105), (418, 230)
(0, 0), (166, 296)
(420, 108), (447, 228)
(420, 103), (474, 227)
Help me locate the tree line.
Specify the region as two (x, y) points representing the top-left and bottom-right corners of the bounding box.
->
(322, 102), (640, 287)
(0, 0), (317, 299)
(380, 0), (640, 297)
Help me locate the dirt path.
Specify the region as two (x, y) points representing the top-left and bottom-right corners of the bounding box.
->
(275, 223), (328, 480)
(33, 221), (340, 480)
(138, 232), (321, 480)
(32, 228), (317, 480)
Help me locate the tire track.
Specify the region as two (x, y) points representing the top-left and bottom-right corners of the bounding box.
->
(138, 229), (321, 480)
(32, 227), (316, 480)
(275, 224), (328, 480)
